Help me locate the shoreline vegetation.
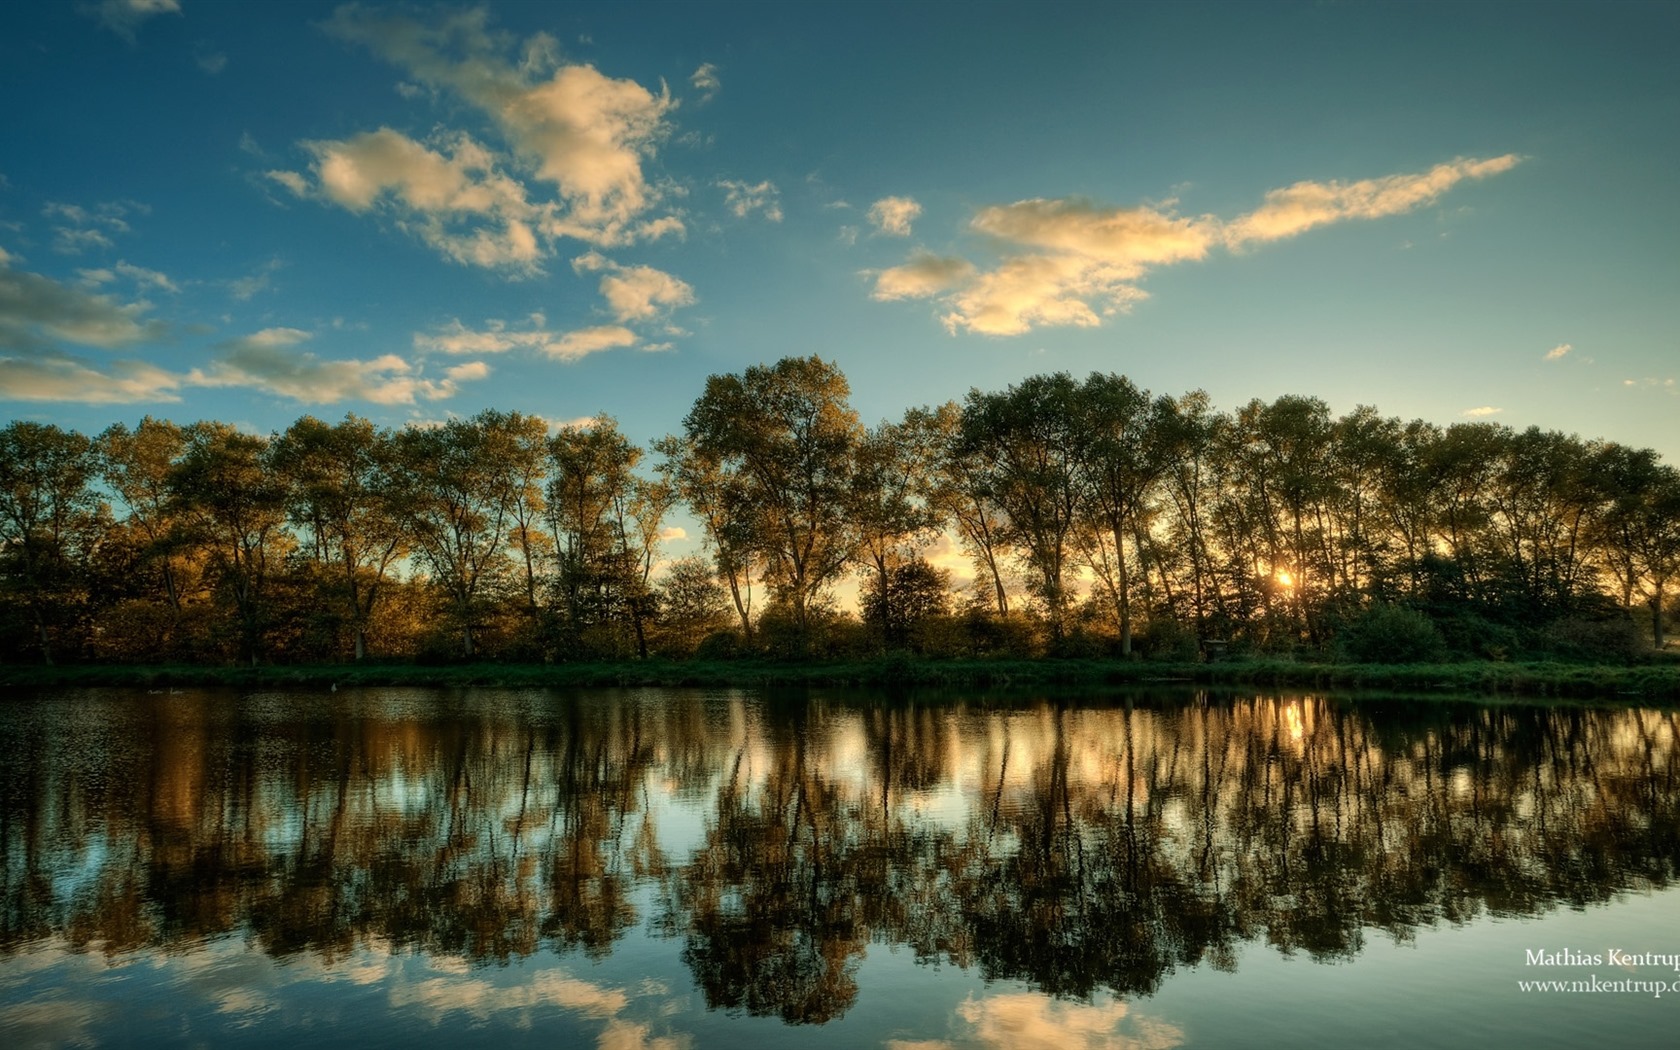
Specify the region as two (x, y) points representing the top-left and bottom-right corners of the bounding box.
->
(4, 358), (1677, 677)
(5, 656), (1678, 702)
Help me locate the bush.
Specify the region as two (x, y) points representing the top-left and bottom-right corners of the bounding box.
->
(1533, 613), (1647, 664)
(1337, 603), (1447, 664)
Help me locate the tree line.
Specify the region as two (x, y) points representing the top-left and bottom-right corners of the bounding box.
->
(2, 355), (1677, 665)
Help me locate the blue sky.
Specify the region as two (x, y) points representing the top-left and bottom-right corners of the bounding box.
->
(2, 0), (1676, 474)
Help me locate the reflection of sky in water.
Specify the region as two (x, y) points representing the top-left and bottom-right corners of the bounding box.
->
(5, 687), (1680, 1048)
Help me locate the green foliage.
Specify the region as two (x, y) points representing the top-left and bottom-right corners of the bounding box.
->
(1337, 604), (1447, 664)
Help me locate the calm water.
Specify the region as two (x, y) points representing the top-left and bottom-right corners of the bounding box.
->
(2, 686), (1679, 1049)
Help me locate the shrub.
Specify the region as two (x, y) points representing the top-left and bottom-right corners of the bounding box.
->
(1337, 603), (1447, 664)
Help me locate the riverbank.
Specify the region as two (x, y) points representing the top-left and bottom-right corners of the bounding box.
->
(3, 656), (1678, 701)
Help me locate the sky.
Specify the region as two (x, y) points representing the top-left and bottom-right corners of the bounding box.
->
(2, 0), (1677, 479)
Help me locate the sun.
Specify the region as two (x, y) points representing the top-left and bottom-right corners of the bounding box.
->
(1276, 570), (1294, 588)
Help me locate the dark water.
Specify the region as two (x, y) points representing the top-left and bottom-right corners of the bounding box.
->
(2, 687), (1679, 1049)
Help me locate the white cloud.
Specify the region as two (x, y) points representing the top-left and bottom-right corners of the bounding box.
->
(837, 225), (859, 246)
(85, 0), (181, 41)
(192, 328), (482, 404)
(690, 63), (720, 103)
(1461, 405), (1503, 417)
(1544, 343), (1572, 361)
(1622, 377), (1677, 393)
(196, 49), (228, 75)
(972, 198), (1216, 269)
(716, 179), (782, 222)
(867, 196), (922, 237)
(274, 128), (544, 273)
(878, 155), (1523, 336)
(552, 324), (637, 359)
(0, 354), (186, 403)
(78, 260), (177, 294)
(572, 253), (695, 323)
(44, 200), (135, 255)
(870, 251), (976, 301)
(415, 316), (639, 362)
(226, 257), (284, 301)
(659, 526), (687, 541)
(323, 7), (678, 248)
(1223, 155), (1522, 246)
(0, 262), (166, 350)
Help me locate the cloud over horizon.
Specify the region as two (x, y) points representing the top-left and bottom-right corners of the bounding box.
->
(875, 155), (1523, 336)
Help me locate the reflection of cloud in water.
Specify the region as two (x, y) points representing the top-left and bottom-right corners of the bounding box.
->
(0, 996), (104, 1049)
(387, 967), (690, 1049)
(599, 1017), (691, 1050)
(953, 992), (1183, 1050)
(390, 970), (629, 1020)
(0, 935), (686, 1050)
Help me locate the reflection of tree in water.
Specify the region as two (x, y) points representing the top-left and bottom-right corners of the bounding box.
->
(3, 690), (1680, 1023)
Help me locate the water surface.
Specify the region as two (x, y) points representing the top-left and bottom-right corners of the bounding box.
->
(2, 686), (1677, 1048)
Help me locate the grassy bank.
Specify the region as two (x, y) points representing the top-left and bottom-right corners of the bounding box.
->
(2, 656), (1678, 701)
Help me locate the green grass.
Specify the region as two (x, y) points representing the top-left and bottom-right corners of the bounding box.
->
(3, 655), (1678, 701)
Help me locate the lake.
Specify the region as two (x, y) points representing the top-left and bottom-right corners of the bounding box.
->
(2, 686), (1677, 1048)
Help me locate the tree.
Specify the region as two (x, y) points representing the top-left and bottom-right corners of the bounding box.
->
(655, 433), (761, 642)
(680, 356), (863, 646)
(1591, 445), (1680, 648)
(1068, 373), (1177, 656)
(850, 410), (944, 647)
(0, 422), (101, 663)
(271, 414), (407, 660)
(549, 415), (669, 658)
(391, 412), (527, 658)
(927, 401), (1013, 615)
(169, 423), (289, 665)
(959, 374), (1083, 645)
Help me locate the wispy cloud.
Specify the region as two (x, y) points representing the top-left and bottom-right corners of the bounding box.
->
(690, 62), (720, 103)
(875, 155), (1523, 336)
(414, 314), (638, 362)
(716, 179), (782, 222)
(0, 261), (167, 350)
(194, 47), (228, 75)
(1543, 342), (1572, 361)
(192, 327), (483, 404)
(1622, 377), (1677, 393)
(0, 355), (186, 403)
(77, 260), (178, 294)
(1223, 155), (1521, 246)
(1461, 405), (1503, 417)
(84, 0), (181, 42)
(867, 196), (921, 237)
(44, 200), (137, 255)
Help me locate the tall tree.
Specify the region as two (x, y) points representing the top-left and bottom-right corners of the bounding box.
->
(927, 401), (1013, 615)
(959, 374), (1082, 644)
(681, 356), (863, 643)
(1068, 373), (1176, 656)
(391, 412), (526, 658)
(271, 414), (406, 660)
(0, 421), (101, 663)
(1591, 445), (1680, 648)
(850, 410), (945, 646)
(549, 416), (668, 658)
(169, 423), (288, 665)
(654, 433), (760, 641)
